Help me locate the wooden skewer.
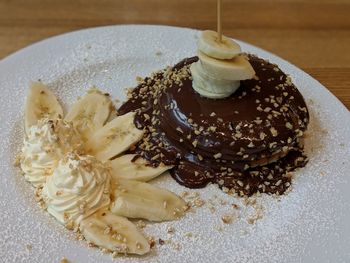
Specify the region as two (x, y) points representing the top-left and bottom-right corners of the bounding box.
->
(217, 0), (222, 42)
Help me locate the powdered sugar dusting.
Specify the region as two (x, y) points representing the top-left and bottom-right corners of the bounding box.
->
(0, 25), (349, 263)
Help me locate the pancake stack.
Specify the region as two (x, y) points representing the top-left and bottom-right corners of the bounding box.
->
(119, 32), (309, 196)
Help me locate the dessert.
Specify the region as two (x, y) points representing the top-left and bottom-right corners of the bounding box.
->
(18, 82), (185, 256)
(16, 28), (309, 258)
(119, 30), (309, 196)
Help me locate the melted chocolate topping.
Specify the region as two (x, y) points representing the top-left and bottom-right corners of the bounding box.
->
(118, 55), (309, 196)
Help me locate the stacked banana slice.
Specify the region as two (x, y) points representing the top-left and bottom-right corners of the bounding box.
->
(20, 82), (185, 256)
(191, 30), (255, 99)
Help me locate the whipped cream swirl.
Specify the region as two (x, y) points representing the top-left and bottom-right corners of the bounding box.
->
(20, 118), (82, 187)
(42, 153), (111, 227)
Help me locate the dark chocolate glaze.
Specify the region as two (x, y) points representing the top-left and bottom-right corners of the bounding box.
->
(118, 55), (309, 196)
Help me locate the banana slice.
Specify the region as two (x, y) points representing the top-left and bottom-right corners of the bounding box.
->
(192, 84), (230, 99)
(198, 51), (255, 81)
(80, 210), (150, 255)
(198, 30), (241, 60)
(85, 112), (144, 162)
(65, 89), (112, 141)
(110, 179), (186, 222)
(25, 82), (63, 134)
(190, 62), (240, 98)
(110, 154), (172, 182)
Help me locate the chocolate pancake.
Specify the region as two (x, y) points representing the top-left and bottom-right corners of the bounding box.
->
(118, 55), (309, 196)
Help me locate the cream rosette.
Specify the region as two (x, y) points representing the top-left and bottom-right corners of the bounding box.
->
(21, 118), (82, 187)
(42, 153), (111, 227)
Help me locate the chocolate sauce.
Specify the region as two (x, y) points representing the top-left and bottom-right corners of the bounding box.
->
(118, 55), (309, 196)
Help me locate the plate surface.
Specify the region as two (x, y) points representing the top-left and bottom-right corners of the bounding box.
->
(0, 25), (349, 263)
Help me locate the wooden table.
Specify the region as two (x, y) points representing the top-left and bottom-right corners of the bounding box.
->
(1, 0), (349, 110)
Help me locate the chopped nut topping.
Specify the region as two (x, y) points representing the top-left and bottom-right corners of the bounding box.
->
(176, 127), (184, 133)
(213, 153), (222, 159)
(194, 198), (205, 207)
(285, 122), (293, 129)
(136, 220), (146, 229)
(60, 258), (69, 263)
(148, 237), (156, 248)
(247, 142), (255, 148)
(104, 226), (112, 235)
(167, 226), (175, 234)
(221, 215), (233, 224)
(260, 132), (267, 140)
(270, 127), (278, 137)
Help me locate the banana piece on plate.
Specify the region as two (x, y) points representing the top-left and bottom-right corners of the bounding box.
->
(190, 63), (240, 99)
(80, 210), (150, 255)
(198, 51), (255, 81)
(110, 154), (173, 182)
(25, 82), (63, 134)
(198, 30), (241, 59)
(110, 179), (186, 222)
(65, 89), (113, 141)
(85, 112), (144, 162)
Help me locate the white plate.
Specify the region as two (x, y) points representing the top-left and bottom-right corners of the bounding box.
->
(0, 25), (349, 263)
